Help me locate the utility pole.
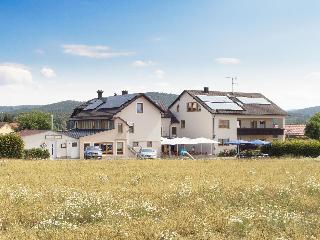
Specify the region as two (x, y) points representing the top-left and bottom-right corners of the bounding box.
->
(226, 76), (237, 94)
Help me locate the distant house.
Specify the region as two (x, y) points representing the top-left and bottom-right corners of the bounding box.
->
(167, 87), (287, 154)
(19, 130), (80, 159)
(284, 124), (306, 138)
(0, 122), (15, 135)
(67, 90), (164, 159)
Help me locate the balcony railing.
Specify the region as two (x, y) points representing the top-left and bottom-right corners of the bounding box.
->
(237, 128), (284, 136)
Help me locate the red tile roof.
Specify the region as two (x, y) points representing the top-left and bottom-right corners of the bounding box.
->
(284, 125), (306, 136)
(18, 129), (49, 137)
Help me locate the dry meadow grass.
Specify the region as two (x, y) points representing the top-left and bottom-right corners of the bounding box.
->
(0, 159), (320, 239)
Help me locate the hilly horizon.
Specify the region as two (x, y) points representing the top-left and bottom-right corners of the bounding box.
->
(1, 93), (319, 127)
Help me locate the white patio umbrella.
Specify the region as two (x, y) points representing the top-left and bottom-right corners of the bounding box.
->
(192, 137), (220, 155)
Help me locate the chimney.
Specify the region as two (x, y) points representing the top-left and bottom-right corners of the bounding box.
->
(97, 90), (103, 99)
(122, 90), (128, 95)
(203, 87), (209, 93)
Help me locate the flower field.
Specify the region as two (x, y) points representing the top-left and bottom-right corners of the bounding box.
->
(0, 159), (320, 239)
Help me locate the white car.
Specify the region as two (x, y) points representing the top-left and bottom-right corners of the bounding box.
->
(138, 148), (157, 159)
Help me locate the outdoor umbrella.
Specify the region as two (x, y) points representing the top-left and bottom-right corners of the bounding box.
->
(226, 140), (251, 155)
(250, 140), (271, 146)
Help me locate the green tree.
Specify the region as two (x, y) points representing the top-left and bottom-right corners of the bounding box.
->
(17, 111), (52, 130)
(305, 113), (320, 139)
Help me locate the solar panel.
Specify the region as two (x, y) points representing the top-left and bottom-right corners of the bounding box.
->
(197, 95), (232, 103)
(237, 97), (271, 105)
(98, 93), (138, 109)
(83, 99), (104, 110)
(206, 102), (243, 111)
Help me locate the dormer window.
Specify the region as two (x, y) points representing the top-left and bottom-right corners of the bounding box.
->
(137, 103), (144, 113)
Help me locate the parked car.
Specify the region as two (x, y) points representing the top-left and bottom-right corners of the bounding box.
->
(138, 148), (157, 159)
(84, 146), (103, 160)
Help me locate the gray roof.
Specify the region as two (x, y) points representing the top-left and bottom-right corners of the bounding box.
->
(61, 129), (105, 139)
(70, 93), (164, 121)
(171, 90), (287, 116)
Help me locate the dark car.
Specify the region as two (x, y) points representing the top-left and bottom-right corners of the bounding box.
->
(84, 146), (103, 160)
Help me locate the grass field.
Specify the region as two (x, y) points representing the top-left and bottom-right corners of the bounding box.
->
(0, 159), (320, 239)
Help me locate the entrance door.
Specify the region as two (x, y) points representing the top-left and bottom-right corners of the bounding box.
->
(48, 141), (57, 159)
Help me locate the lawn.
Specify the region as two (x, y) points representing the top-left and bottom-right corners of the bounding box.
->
(0, 159), (320, 239)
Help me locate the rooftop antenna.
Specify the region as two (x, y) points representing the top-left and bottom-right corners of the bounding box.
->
(226, 76), (237, 94)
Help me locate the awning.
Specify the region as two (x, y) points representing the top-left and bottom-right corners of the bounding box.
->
(161, 137), (219, 145)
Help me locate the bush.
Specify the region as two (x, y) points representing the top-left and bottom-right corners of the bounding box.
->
(218, 149), (237, 157)
(24, 148), (50, 160)
(261, 139), (320, 158)
(0, 133), (24, 159)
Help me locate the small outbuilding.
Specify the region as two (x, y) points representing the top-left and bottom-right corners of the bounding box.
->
(19, 130), (80, 159)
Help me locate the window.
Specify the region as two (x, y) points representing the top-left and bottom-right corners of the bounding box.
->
(118, 123), (123, 133)
(259, 121), (266, 128)
(251, 121), (258, 128)
(133, 142), (139, 147)
(129, 124), (134, 133)
(117, 142), (124, 155)
(137, 103), (144, 113)
(106, 142), (113, 155)
(218, 139), (230, 146)
(72, 142), (77, 147)
(147, 141), (152, 147)
(84, 143), (90, 151)
(74, 121), (78, 129)
(172, 126), (177, 136)
(219, 120), (230, 129)
(61, 143), (66, 148)
(187, 102), (201, 112)
(181, 120), (186, 128)
(237, 120), (241, 128)
(176, 104), (180, 112)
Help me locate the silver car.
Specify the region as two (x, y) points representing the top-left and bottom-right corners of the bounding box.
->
(84, 146), (103, 160)
(138, 148), (157, 159)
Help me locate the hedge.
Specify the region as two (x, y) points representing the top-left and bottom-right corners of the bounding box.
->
(0, 133), (24, 159)
(261, 139), (320, 158)
(23, 148), (50, 160)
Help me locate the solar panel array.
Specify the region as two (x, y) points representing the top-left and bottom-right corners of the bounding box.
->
(197, 95), (233, 103)
(196, 95), (243, 111)
(237, 97), (271, 105)
(83, 99), (104, 111)
(97, 93), (138, 109)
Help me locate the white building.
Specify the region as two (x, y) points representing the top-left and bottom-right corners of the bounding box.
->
(67, 90), (164, 159)
(19, 130), (80, 159)
(166, 87), (287, 154)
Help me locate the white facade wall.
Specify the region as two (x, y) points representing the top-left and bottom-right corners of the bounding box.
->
(116, 96), (162, 156)
(22, 131), (80, 159)
(79, 118), (132, 159)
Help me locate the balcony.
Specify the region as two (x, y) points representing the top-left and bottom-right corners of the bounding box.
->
(237, 128), (284, 136)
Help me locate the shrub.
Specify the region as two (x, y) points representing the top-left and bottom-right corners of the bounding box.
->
(218, 149), (237, 157)
(261, 139), (320, 158)
(0, 133), (24, 159)
(24, 148), (50, 160)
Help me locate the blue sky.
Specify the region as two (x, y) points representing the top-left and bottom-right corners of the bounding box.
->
(1, 0), (320, 109)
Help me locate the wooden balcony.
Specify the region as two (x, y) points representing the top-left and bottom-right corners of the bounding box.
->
(237, 128), (284, 136)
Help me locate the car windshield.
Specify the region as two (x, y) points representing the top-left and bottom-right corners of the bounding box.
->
(141, 149), (154, 153)
(87, 146), (100, 151)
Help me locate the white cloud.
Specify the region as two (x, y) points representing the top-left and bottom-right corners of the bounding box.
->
(151, 37), (162, 42)
(154, 69), (165, 79)
(35, 49), (45, 55)
(215, 57), (240, 65)
(41, 67), (56, 78)
(0, 63), (33, 86)
(304, 72), (320, 81)
(132, 60), (155, 67)
(62, 44), (135, 59)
